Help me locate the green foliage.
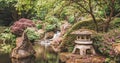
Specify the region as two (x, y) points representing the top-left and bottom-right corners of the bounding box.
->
(92, 34), (114, 57)
(45, 16), (59, 24)
(0, 0), (17, 8)
(105, 58), (116, 63)
(92, 28), (120, 62)
(0, 27), (40, 53)
(45, 24), (56, 32)
(68, 15), (75, 24)
(36, 24), (42, 29)
(0, 44), (14, 53)
(26, 27), (40, 41)
(60, 33), (76, 52)
(14, 0), (61, 19)
(94, 0), (120, 17)
(110, 18), (120, 29)
(64, 18), (103, 38)
(0, 28), (16, 53)
(45, 16), (61, 30)
(0, 28), (16, 44)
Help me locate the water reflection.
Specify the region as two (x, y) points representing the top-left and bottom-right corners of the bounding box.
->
(11, 56), (35, 63)
(35, 42), (60, 63)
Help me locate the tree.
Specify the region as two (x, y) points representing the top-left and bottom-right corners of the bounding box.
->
(63, 0), (120, 32)
(95, 0), (120, 32)
(65, 0), (99, 31)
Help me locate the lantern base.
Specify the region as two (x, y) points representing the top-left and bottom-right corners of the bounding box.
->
(72, 45), (96, 56)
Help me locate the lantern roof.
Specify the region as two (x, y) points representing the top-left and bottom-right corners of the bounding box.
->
(71, 29), (93, 35)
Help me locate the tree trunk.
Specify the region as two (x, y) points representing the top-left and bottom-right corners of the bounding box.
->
(90, 13), (99, 32)
(104, 18), (111, 32)
(104, 22), (109, 32)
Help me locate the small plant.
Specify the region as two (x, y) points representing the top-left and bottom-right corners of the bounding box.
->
(68, 15), (75, 24)
(36, 24), (42, 29)
(0, 44), (14, 53)
(45, 16), (59, 24)
(110, 18), (120, 29)
(45, 24), (56, 32)
(0, 28), (16, 53)
(26, 27), (40, 41)
(45, 16), (61, 30)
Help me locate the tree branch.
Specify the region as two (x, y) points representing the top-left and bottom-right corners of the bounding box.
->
(89, 0), (92, 13)
(107, 0), (115, 22)
(72, 1), (91, 13)
(112, 12), (120, 20)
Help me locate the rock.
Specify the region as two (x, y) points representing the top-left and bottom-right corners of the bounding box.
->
(60, 21), (71, 36)
(11, 56), (35, 63)
(66, 56), (105, 63)
(11, 33), (36, 59)
(38, 29), (44, 34)
(45, 31), (54, 39)
(38, 29), (45, 39)
(59, 53), (72, 62)
(91, 56), (105, 63)
(66, 59), (74, 63)
(11, 49), (31, 58)
(60, 53), (105, 63)
(113, 43), (120, 54)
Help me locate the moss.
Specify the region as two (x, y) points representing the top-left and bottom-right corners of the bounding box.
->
(64, 18), (103, 38)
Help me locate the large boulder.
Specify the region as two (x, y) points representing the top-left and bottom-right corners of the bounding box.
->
(11, 33), (35, 59)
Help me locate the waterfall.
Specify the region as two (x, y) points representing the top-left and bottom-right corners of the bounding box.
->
(52, 31), (61, 40)
(39, 31), (61, 48)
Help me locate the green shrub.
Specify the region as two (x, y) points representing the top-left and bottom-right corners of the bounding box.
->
(110, 18), (120, 29)
(68, 15), (75, 24)
(0, 28), (16, 53)
(45, 24), (56, 32)
(26, 27), (40, 41)
(45, 16), (59, 24)
(36, 24), (42, 29)
(64, 18), (104, 37)
(0, 44), (14, 53)
(45, 16), (61, 29)
(92, 28), (120, 62)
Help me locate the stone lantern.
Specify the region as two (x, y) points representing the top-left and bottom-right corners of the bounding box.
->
(71, 29), (96, 56)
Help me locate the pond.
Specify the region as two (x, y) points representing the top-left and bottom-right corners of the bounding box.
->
(0, 43), (62, 63)
(0, 53), (11, 63)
